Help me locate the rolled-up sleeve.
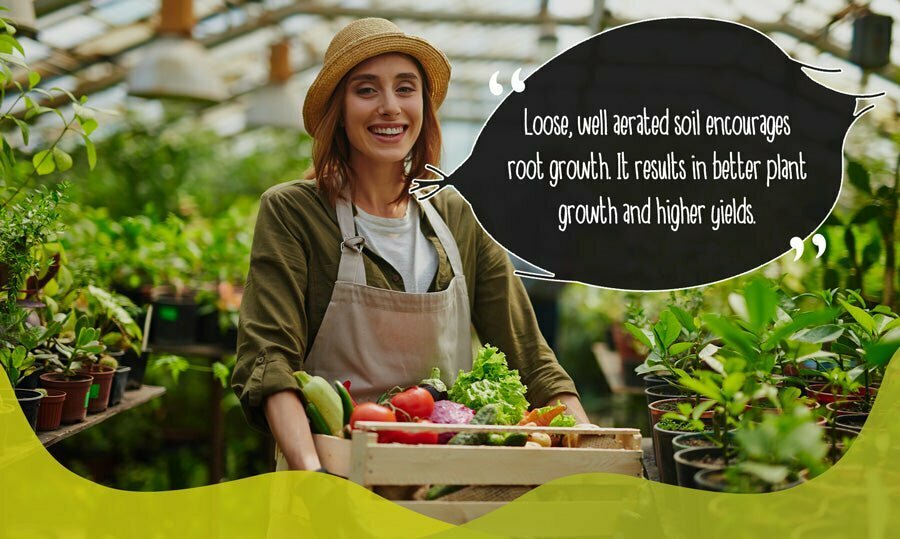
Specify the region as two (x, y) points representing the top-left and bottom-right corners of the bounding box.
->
(469, 220), (578, 408)
(232, 190), (309, 432)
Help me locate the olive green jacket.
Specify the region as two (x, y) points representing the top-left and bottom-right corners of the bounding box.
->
(232, 180), (577, 432)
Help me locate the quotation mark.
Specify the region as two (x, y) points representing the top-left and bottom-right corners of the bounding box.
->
(489, 68), (526, 96)
(790, 233), (827, 261)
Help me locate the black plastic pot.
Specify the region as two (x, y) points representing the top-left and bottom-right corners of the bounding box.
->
(196, 312), (238, 349)
(15, 389), (43, 431)
(119, 348), (147, 390)
(645, 383), (690, 407)
(150, 296), (198, 345)
(834, 413), (868, 433)
(674, 446), (726, 489)
(694, 468), (805, 493)
(654, 424), (709, 485)
(108, 366), (132, 406)
(643, 374), (676, 390)
(18, 367), (44, 390)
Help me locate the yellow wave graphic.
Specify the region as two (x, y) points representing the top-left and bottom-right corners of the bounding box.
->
(1, 358), (897, 538)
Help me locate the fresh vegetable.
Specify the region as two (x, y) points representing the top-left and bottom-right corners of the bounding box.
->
(381, 419), (440, 445)
(518, 403), (567, 427)
(448, 345), (530, 425)
(349, 403), (397, 428)
(294, 371), (343, 435)
(349, 403), (398, 443)
(448, 404), (499, 445)
(419, 367), (448, 401)
(305, 402), (332, 435)
(390, 386), (435, 420)
(333, 380), (355, 425)
(486, 432), (528, 446)
(527, 432), (552, 448)
(428, 400), (475, 444)
(424, 484), (464, 500)
(549, 413), (577, 428)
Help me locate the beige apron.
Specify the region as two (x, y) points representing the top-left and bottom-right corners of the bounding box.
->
(275, 192), (472, 471)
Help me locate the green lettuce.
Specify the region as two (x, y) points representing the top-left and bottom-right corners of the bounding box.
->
(449, 345), (529, 425)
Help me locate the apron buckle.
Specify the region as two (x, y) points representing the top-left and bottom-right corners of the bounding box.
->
(340, 236), (366, 254)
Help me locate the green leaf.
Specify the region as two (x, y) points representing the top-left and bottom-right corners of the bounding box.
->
(745, 279), (777, 332)
(81, 117), (98, 135)
(763, 309), (839, 351)
(212, 362), (230, 388)
(864, 341), (899, 367)
(11, 117), (29, 145)
(668, 342), (693, 356)
(28, 70), (40, 89)
(840, 300), (876, 334)
(32, 150), (56, 175)
(0, 34), (22, 55)
(52, 147), (72, 172)
(669, 305), (696, 333)
(83, 135), (96, 170)
(624, 322), (653, 349)
(659, 310), (682, 348)
(846, 160), (871, 194)
(703, 314), (755, 358)
(790, 325), (844, 343)
(861, 240), (881, 269)
(852, 203), (881, 225)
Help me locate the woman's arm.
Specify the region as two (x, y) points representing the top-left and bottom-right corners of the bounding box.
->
(265, 390), (322, 471)
(545, 392), (591, 425)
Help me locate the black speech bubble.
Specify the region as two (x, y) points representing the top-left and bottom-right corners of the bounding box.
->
(416, 18), (866, 291)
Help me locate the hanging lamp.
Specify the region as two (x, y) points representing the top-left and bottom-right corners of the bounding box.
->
(127, 0), (227, 103)
(245, 40), (302, 130)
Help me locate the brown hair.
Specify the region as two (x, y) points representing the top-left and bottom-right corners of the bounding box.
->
(306, 56), (441, 205)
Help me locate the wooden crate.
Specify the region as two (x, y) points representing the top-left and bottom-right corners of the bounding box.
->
(313, 422), (643, 524)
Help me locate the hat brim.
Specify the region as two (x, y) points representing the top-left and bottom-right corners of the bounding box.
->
(303, 32), (451, 137)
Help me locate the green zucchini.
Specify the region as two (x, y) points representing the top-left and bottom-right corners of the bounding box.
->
(305, 402), (331, 435)
(333, 380), (355, 426)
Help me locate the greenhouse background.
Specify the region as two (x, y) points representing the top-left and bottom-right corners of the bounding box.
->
(1, 0), (898, 492)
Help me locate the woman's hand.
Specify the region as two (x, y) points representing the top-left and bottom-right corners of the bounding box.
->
(265, 390), (323, 471)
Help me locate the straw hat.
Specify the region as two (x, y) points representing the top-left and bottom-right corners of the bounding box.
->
(302, 18), (451, 137)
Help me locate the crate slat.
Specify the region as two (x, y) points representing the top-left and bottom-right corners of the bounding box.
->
(359, 443), (643, 485)
(353, 421), (640, 437)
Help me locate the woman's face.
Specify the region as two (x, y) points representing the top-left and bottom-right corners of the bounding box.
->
(342, 53), (424, 167)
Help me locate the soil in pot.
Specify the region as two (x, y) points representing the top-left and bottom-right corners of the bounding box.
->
(79, 365), (116, 413)
(648, 397), (713, 428)
(672, 432), (718, 452)
(15, 389), (43, 431)
(108, 366), (131, 406)
(674, 446), (727, 489)
(826, 400), (872, 416)
(36, 389), (66, 431)
(834, 413), (868, 433)
(40, 373), (93, 423)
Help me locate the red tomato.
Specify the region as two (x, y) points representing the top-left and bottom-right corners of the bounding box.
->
(380, 420), (439, 445)
(349, 403), (396, 429)
(390, 386), (435, 420)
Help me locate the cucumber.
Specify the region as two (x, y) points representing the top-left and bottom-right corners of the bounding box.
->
(448, 404), (500, 446)
(305, 402), (331, 435)
(333, 380), (355, 426)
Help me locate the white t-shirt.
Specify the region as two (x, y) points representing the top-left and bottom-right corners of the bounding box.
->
(354, 201), (439, 293)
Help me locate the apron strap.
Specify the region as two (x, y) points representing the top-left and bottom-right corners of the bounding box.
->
(335, 194), (367, 285)
(335, 188), (466, 284)
(418, 197), (465, 279)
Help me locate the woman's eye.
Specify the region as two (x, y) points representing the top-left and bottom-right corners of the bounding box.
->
(356, 87), (376, 96)
(397, 86), (416, 94)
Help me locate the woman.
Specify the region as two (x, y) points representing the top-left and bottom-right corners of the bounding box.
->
(232, 18), (590, 472)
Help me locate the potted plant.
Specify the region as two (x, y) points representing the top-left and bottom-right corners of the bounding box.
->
(41, 319), (104, 422)
(652, 401), (714, 485)
(1, 345), (43, 430)
(35, 387), (66, 431)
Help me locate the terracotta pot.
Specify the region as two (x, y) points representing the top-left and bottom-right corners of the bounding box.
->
(40, 373), (93, 423)
(79, 365), (116, 413)
(36, 389), (66, 431)
(806, 384), (877, 404)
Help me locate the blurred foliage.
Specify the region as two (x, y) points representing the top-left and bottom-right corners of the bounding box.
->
(49, 111), (311, 220)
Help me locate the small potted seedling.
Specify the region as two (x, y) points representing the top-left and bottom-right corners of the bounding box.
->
(42, 318), (105, 422)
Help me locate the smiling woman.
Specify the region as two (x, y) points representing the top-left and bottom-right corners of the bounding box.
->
(231, 17), (589, 473)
